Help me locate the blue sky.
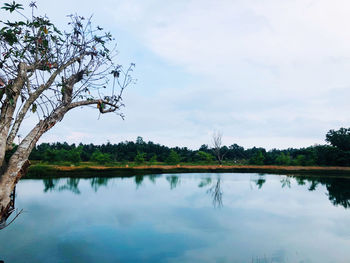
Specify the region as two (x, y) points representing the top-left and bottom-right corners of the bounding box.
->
(10, 0), (350, 149)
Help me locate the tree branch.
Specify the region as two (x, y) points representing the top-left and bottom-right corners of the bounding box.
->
(5, 54), (88, 150)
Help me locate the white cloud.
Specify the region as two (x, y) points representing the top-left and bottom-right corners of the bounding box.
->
(7, 0), (350, 149)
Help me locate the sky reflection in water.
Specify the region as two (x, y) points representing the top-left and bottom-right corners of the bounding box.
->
(1, 173), (350, 262)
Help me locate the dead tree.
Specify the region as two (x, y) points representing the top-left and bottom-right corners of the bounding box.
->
(212, 131), (226, 164)
(0, 2), (134, 219)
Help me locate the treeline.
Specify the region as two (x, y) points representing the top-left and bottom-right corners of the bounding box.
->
(28, 128), (350, 166)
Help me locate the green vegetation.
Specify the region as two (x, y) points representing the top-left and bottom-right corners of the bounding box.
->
(165, 150), (181, 165)
(27, 127), (350, 167)
(134, 152), (146, 164)
(91, 151), (112, 165)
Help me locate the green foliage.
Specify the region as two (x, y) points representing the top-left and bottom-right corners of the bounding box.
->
(68, 148), (82, 164)
(326, 127), (350, 151)
(1, 2), (23, 13)
(149, 154), (157, 164)
(91, 151), (111, 164)
(249, 151), (265, 165)
(166, 150), (180, 165)
(275, 153), (291, 165)
(134, 151), (146, 164)
(293, 154), (315, 166)
(294, 154), (307, 166)
(27, 127), (350, 167)
(195, 151), (214, 162)
(136, 136), (145, 144)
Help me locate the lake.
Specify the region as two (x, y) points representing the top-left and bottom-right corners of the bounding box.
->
(0, 173), (350, 262)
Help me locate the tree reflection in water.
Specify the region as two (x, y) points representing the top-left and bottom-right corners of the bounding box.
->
(38, 173), (350, 210)
(250, 174), (350, 209)
(280, 176), (291, 188)
(207, 178), (223, 208)
(90, 177), (109, 192)
(3, 173), (350, 233)
(43, 178), (81, 194)
(134, 175), (144, 188)
(293, 175), (350, 209)
(251, 174), (266, 189)
(148, 175), (157, 184)
(166, 175), (181, 190)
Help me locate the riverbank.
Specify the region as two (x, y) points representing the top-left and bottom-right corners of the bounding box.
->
(24, 163), (350, 179)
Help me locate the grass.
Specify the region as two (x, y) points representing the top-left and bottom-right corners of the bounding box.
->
(24, 161), (350, 179)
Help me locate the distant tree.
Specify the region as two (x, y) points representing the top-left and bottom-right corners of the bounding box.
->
(149, 154), (157, 164)
(275, 152), (291, 165)
(326, 128), (350, 151)
(67, 148), (82, 164)
(249, 151), (265, 165)
(91, 151), (111, 164)
(212, 131), (226, 164)
(134, 151), (146, 164)
(136, 136), (145, 144)
(199, 144), (210, 152)
(227, 144), (246, 160)
(195, 151), (214, 163)
(166, 150), (180, 165)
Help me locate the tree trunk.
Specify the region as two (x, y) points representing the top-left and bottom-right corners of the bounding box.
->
(0, 105), (68, 222)
(0, 160), (30, 222)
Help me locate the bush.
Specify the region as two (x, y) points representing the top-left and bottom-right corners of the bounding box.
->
(195, 151), (214, 163)
(91, 151), (112, 164)
(134, 152), (146, 164)
(249, 151), (265, 165)
(166, 150), (180, 164)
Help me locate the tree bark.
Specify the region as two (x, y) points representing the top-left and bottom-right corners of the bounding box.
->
(0, 160), (30, 222)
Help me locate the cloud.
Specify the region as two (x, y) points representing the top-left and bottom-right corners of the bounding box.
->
(8, 0), (350, 149)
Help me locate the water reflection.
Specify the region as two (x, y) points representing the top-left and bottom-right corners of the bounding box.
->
(90, 177), (109, 192)
(280, 176), (291, 188)
(166, 175), (181, 190)
(293, 176), (350, 208)
(38, 173), (350, 210)
(0, 187), (23, 230)
(43, 178), (81, 194)
(134, 174), (144, 187)
(2, 173), (350, 262)
(251, 174), (350, 209)
(207, 178), (223, 208)
(251, 174), (266, 189)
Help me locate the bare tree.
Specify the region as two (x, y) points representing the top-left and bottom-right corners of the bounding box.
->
(0, 2), (134, 219)
(212, 131), (226, 164)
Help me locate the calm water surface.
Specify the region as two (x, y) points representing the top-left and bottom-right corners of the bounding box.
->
(1, 173), (350, 262)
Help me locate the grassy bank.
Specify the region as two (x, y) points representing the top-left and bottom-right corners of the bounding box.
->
(24, 162), (350, 179)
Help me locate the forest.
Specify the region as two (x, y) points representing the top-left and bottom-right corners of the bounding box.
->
(15, 127), (350, 167)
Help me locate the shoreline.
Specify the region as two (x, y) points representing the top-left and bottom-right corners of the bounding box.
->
(24, 164), (350, 179)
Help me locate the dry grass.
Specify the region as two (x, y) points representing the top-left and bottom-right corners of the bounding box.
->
(52, 164), (350, 172)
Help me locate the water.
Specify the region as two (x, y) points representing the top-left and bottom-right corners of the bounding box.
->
(1, 173), (350, 262)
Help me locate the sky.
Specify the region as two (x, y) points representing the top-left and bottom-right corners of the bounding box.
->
(7, 0), (350, 149)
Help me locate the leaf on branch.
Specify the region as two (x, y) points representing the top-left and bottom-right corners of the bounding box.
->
(1, 2), (24, 13)
(31, 103), (37, 113)
(111, 67), (120, 78)
(97, 100), (105, 113)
